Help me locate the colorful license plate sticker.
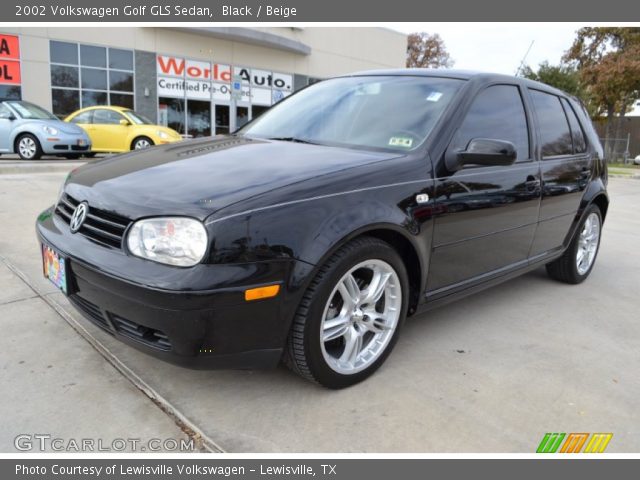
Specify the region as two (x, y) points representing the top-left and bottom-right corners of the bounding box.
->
(42, 244), (67, 294)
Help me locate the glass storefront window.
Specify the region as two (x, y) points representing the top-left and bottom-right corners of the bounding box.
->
(109, 48), (134, 71)
(187, 100), (211, 138)
(215, 105), (229, 135)
(50, 65), (79, 88)
(109, 71), (133, 92)
(50, 41), (135, 117)
(159, 97), (185, 134)
(50, 41), (78, 65)
(110, 93), (134, 109)
(237, 107), (249, 128)
(0, 85), (21, 101)
(52, 89), (80, 117)
(80, 45), (107, 68)
(81, 90), (108, 108)
(81, 68), (108, 90)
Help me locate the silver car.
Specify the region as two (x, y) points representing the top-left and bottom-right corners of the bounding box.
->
(0, 101), (91, 160)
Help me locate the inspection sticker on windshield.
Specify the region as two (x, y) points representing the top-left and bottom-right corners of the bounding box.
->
(388, 137), (413, 148)
(426, 91), (443, 102)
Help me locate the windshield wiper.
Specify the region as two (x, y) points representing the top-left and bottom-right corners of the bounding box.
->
(267, 136), (320, 145)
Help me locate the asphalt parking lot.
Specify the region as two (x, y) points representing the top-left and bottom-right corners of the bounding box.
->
(0, 164), (638, 453)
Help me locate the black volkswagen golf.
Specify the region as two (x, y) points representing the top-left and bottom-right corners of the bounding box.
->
(37, 70), (608, 388)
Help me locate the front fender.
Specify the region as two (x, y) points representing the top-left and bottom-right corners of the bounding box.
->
(9, 122), (46, 149)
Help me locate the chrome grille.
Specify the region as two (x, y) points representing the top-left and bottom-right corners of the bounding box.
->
(55, 194), (130, 249)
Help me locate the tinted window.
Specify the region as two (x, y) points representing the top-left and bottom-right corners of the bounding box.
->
(561, 98), (587, 153)
(109, 48), (134, 70)
(50, 65), (79, 88)
(93, 109), (124, 124)
(80, 45), (107, 68)
(530, 90), (573, 157)
(50, 41), (78, 65)
(81, 68), (107, 90)
(70, 111), (93, 124)
(454, 85), (529, 162)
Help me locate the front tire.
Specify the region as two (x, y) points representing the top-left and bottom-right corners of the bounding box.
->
(16, 134), (43, 160)
(131, 137), (154, 150)
(285, 237), (409, 389)
(546, 204), (602, 284)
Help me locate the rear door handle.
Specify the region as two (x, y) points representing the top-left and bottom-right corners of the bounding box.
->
(525, 176), (540, 190)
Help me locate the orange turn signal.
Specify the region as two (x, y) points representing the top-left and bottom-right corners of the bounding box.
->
(244, 284), (280, 301)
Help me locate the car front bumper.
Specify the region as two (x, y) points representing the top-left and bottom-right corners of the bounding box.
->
(39, 132), (91, 155)
(36, 206), (299, 370)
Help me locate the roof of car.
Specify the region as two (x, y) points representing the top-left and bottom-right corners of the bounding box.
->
(76, 105), (130, 112)
(343, 68), (569, 97)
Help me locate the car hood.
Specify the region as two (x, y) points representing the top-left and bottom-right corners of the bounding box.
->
(65, 136), (402, 221)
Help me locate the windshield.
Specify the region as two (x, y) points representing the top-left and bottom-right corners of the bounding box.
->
(7, 101), (58, 120)
(124, 110), (154, 125)
(239, 75), (464, 151)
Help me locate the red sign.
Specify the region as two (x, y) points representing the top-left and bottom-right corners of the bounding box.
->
(157, 55), (232, 82)
(0, 34), (20, 85)
(0, 34), (19, 60)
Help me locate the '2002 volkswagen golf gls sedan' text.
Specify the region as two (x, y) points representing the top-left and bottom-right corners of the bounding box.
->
(37, 70), (608, 388)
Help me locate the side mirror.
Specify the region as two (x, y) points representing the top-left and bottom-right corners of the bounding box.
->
(119, 119), (130, 126)
(0, 113), (15, 121)
(447, 138), (517, 171)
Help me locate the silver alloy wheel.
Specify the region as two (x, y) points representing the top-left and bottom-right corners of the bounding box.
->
(19, 137), (37, 159)
(134, 138), (151, 150)
(320, 259), (402, 375)
(576, 212), (600, 275)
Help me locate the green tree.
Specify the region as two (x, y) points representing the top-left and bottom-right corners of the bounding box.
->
(521, 62), (586, 102)
(563, 27), (640, 158)
(406, 32), (454, 69)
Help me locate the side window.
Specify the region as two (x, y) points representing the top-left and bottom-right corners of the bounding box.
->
(454, 85), (530, 163)
(93, 109), (123, 125)
(561, 98), (587, 154)
(529, 90), (573, 158)
(0, 104), (13, 119)
(70, 111), (93, 124)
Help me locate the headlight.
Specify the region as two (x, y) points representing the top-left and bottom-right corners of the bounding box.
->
(157, 130), (170, 139)
(43, 125), (59, 135)
(126, 217), (208, 267)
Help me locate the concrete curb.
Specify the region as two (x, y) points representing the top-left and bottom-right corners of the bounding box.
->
(608, 174), (640, 180)
(0, 162), (85, 175)
(0, 255), (225, 454)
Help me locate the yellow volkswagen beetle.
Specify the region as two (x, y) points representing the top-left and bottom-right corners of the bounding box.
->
(64, 106), (182, 153)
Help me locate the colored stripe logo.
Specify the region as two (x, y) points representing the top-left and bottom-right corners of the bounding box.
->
(537, 433), (612, 453)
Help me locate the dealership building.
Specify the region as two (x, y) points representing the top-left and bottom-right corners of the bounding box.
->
(0, 27), (406, 136)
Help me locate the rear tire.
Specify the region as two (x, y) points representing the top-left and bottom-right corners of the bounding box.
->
(546, 204), (602, 284)
(284, 237), (409, 389)
(16, 134), (43, 160)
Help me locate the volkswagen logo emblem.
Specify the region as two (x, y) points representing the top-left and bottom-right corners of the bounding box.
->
(69, 202), (88, 233)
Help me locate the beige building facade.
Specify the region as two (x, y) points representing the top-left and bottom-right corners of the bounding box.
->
(0, 27), (406, 136)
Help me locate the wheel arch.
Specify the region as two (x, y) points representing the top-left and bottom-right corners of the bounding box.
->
(294, 223), (425, 317)
(130, 135), (154, 150)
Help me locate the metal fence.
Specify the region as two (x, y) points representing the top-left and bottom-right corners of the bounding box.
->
(599, 135), (632, 163)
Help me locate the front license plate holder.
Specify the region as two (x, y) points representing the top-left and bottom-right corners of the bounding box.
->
(42, 244), (69, 295)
